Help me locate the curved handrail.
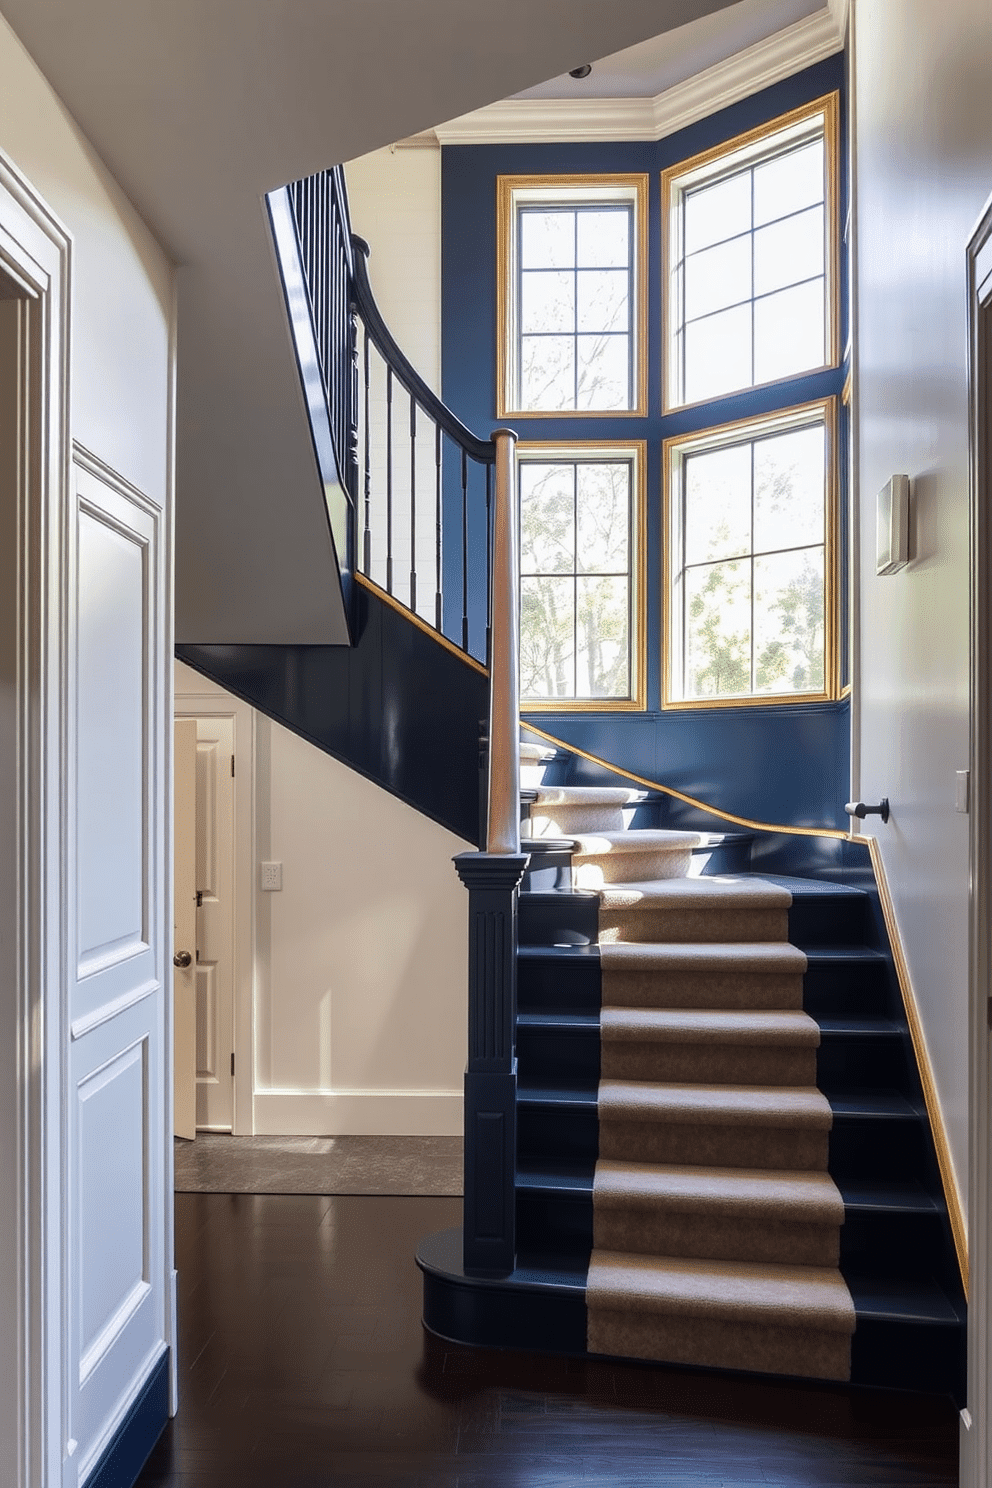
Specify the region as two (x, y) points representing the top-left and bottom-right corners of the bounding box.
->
(350, 236), (495, 464)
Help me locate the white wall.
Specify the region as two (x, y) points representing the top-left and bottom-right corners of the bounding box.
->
(0, 12), (175, 1485)
(175, 661), (470, 1136)
(852, 0), (992, 1213)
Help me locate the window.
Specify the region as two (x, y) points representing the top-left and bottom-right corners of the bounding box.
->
(497, 176), (648, 416)
(664, 402), (837, 706)
(519, 443), (645, 709)
(662, 95), (839, 410)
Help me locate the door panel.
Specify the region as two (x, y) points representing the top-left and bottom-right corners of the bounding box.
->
(67, 454), (168, 1486)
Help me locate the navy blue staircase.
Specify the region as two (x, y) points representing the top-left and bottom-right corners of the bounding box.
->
(420, 787), (967, 1400)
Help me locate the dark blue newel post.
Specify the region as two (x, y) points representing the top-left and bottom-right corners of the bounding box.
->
(454, 850), (529, 1276)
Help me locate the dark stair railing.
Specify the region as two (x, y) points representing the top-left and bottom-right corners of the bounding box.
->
(269, 163), (526, 1278)
(270, 164), (499, 666)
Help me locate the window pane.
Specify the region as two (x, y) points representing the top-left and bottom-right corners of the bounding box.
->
(753, 139), (823, 226)
(520, 270), (574, 334)
(685, 558), (751, 698)
(754, 547), (824, 694)
(684, 303), (752, 402)
(684, 234), (752, 321)
(520, 464), (575, 574)
(684, 444), (752, 564)
(753, 204), (824, 297)
(577, 209), (628, 267)
(576, 334), (629, 410)
(753, 277), (825, 384)
(521, 210), (574, 268)
(521, 335), (574, 409)
(684, 173), (752, 253)
(577, 463), (629, 574)
(521, 576), (574, 697)
(577, 576), (629, 696)
(576, 269), (629, 333)
(753, 426), (824, 553)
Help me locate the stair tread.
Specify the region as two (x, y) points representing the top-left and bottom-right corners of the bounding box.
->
(827, 1090), (922, 1119)
(519, 1081), (598, 1108)
(817, 1017), (905, 1036)
(533, 786), (640, 805)
(803, 945), (888, 962)
(593, 1160), (843, 1217)
(837, 1176), (942, 1213)
(842, 1269), (964, 1324)
(519, 944), (601, 962)
(518, 1011), (598, 1031)
(517, 1163), (595, 1195)
(570, 830), (703, 854)
(752, 875), (869, 898)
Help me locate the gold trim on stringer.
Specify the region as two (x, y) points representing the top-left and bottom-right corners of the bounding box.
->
(496, 174), (649, 420)
(661, 92), (841, 417)
(661, 397), (840, 711)
(516, 439), (647, 712)
(863, 836), (969, 1296)
(355, 571), (489, 676)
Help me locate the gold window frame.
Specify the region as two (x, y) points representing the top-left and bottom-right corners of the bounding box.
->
(497, 175), (649, 419)
(661, 92), (841, 414)
(518, 439), (647, 712)
(662, 398), (839, 711)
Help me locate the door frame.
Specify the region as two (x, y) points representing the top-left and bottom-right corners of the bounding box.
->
(173, 687), (255, 1136)
(965, 189), (992, 1488)
(0, 147), (72, 1488)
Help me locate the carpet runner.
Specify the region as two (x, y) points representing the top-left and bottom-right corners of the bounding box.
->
(529, 784), (856, 1382)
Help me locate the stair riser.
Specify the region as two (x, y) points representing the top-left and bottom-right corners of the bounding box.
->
(829, 1119), (926, 1182)
(789, 896), (868, 945)
(599, 908), (790, 945)
(601, 1043), (818, 1087)
(517, 1028), (599, 1085)
(516, 1192), (592, 1260)
(851, 1318), (965, 1399)
(587, 1310), (851, 1383)
(522, 851), (572, 893)
(519, 1106), (598, 1167)
(817, 1035), (911, 1090)
(520, 893), (598, 947)
(803, 962), (889, 1018)
(574, 849), (694, 886)
(688, 842), (752, 875)
(595, 1208), (840, 1268)
(599, 1120), (829, 1172)
(518, 957), (601, 1014)
(604, 970), (805, 1010)
(841, 1208), (948, 1276)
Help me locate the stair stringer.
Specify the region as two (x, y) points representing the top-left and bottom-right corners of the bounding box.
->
(177, 580), (489, 845)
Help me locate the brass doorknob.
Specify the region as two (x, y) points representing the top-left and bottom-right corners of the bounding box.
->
(173, 950), (193, 969)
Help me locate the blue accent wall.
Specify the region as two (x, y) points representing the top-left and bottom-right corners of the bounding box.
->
(441, 54), (849, 830)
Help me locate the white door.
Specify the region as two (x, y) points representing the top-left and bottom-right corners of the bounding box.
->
(193, 715), (236, 1130)
(174, 719), (198, 1140)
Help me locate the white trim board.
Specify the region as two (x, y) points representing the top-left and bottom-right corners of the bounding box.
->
(253, 1090), (463, 1137)
(433, 8), (844, 146)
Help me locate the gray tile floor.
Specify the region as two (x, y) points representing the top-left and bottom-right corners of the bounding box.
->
(173, 1133), (463, 1196)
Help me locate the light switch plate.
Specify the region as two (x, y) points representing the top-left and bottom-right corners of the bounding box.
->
(956, 770), (970, 814)
(261, 861), (283, 891)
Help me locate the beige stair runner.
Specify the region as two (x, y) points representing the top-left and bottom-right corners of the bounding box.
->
(528, 785), (857, 1383)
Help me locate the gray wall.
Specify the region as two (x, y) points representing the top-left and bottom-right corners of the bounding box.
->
(852, 0), (992, 1214)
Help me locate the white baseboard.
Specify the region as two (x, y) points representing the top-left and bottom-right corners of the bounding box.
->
(252, 1088), (464, 1136)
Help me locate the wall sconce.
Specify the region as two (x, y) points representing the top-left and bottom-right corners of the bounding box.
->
(876, 474), (910, 575)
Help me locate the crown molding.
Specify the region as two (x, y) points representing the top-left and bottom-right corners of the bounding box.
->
(434, 6), (844, 146)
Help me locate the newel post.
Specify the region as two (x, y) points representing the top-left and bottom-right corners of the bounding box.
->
(455, 427), (526, 1277)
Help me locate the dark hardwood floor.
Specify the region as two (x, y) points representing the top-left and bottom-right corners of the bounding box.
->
(137, 1193), (960, 1486)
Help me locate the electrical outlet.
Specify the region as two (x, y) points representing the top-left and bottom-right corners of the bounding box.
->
(260, 861), (283, 891)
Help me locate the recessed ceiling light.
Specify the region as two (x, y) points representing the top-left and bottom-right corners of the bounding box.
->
(569, 64), (593, 79)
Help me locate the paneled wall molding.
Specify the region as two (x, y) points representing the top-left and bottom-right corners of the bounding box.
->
(434, 8), (844, 146)
(252, 1089), (464, 1136)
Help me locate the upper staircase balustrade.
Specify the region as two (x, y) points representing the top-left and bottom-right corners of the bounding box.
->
(270, 163), (520, 852)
